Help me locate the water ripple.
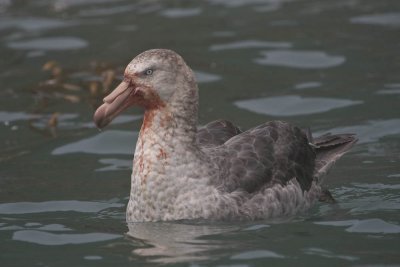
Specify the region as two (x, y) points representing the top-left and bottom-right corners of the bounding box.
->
(84, 255), (103, 260)
(96, 158), (131, 171)
(207, 0), (292, 8)
(234, 95), (362, 116)
(0, 17), (76, 31)
(231, 249), (285, 259)
(351, 13), (400, 27)
(0, 111), (40, 123)
(255, 50), (346, 69)
(195, 71), (222, 83)
(160, 8), (202, 18)
(210, 40), (291, 51)
(128, 222), (236, 263)
(315, 119), (400, 144)
(0, 200), (123, 214)
(316, 219), (400, 234)
(13, 230), (121, 245)
(7, 37), (88, 50)
(78, 4), (136, 17)
(294, 81), (322, 90)
(52, 130), (137, 155)
(303, 247), (359, 261)
(242, 224), (270, 231)
(375, 89), (400, 95)
(51, 0), (126, 11)
(31, 114), (140, 130)
(0, 223), (72, 232)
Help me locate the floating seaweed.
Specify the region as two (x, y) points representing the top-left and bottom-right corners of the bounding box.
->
(30, 60), (125, 137)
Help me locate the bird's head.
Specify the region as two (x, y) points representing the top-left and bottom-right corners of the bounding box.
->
(94, 49), (196, 129)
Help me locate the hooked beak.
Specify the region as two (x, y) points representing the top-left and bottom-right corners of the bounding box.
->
(93, 80), (137, 129)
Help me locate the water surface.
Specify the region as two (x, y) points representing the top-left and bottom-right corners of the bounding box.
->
(1, 0), (399, 266)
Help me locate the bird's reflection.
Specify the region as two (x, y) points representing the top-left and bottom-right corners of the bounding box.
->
(127, 222), (238, 263)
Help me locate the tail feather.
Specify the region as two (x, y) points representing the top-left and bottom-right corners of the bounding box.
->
(312, 133), (358, 183)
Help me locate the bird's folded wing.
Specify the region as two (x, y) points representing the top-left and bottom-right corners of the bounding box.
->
(206, 121), (316, 193)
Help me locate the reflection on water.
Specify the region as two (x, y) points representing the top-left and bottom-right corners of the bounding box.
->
(160, 8), (202, 18)
(0, 200), (123, 214)
(315, 119), (400, 144)
(96, 158), (131, 171)
(242, 224), (269, 231)
(0, 111), (40, 123)
(52, 130), (137, 155)
(84, 255), (103, 260)
(315, 219), (400, 234)
(303, 248), (359, 261)
(194, 70), (222, 83)
(375, 89), (400, 95)
(209, 40), (292, 51)
(255, 50), (346, 69)
(31, 114), (140, 130)
(385, 83), (400, 88)
(51, 0), (127, 11)
(7, 37), (89, 50)
(34, 224), (72, 231)
(0, 223), (71, 231)
(0, 17), (76, 31)
(127, 222), (237, 263)
(293, 81), (322, 90)
(231, 249), (284, 259)
(207, 0), (291, 8)
(78, 4), (137, 17)
(346, 219), (400, 234)
(234, 95), (362, 116)
(325, 182), (400, 216)
(350, 13), (400, 27)
(13, 230), (121, 245)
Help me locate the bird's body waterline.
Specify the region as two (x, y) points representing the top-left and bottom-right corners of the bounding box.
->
(93, 49), (357, 222)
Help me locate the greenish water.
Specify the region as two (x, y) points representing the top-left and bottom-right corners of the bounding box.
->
(1, 0), (400, 266)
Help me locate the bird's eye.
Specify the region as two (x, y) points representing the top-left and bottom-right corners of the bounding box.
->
(145, 69), (153, 75)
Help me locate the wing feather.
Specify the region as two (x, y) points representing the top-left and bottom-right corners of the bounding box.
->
(196, 119), (242, 147)
(209, 121), (316, 193)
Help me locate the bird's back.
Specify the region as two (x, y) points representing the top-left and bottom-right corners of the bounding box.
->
(197, 120), (356, 195)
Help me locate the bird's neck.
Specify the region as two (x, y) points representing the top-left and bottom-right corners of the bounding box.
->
(139, 104), (197, 146)
(139, 84), (199, 146)
(133, 96), (201, 181)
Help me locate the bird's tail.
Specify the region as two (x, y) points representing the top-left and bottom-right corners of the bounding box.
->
(306, 131), (357, 184)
